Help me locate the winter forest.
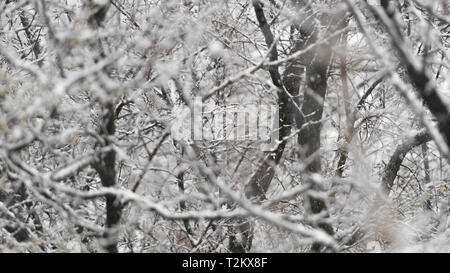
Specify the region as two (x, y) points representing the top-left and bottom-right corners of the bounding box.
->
(0, 0), (449, 253)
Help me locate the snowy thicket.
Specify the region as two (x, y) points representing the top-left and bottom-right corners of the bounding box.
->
(0, 0), (449, 253)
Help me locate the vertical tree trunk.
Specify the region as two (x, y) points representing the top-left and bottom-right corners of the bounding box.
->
(87, 2), (121, 253)
(93, 102), (121, 253)
(293, 8), (346, 252)
(229, 0), (296, 253)
(336, 28), (353, 178)
(230, 0), (280, 253)
(230, 1), (346, 253)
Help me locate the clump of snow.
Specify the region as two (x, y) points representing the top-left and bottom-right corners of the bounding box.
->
(208, 41), (224, 58)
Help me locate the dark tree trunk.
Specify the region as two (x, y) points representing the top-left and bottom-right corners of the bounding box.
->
(231, 0), (346, 253)
(377, 1), (450, 154)
(382, 130), (431, 194)
(85, 2), (121, 253)
(92, 102), (121, 253)
(293, 7), (346, 252)
(229, 0), (296, 253)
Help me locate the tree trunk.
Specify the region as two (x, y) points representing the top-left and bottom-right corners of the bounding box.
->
(382, 130), (431, 194)
(293, 7), (346, 252)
